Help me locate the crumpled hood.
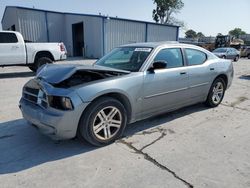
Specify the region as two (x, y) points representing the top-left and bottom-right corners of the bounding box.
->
(36, 64), (130, 84)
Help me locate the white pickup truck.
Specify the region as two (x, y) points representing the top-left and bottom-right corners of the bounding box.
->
(0, 31), (67, 71)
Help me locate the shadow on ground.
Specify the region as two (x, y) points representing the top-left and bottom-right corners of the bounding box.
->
(0, 71), (35, 79)
(239, 75), (250, 80)
(0, 104), (207, 174)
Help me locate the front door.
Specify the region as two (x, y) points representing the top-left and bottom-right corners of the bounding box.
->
(142, 48), (189, 117)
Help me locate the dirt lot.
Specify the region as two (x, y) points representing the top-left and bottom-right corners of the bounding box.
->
(0, 58), (250, 188)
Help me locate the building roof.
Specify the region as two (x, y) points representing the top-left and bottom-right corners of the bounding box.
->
(2, 6), (180, 28)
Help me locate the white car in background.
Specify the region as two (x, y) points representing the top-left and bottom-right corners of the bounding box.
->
(0, 31), (67, 71)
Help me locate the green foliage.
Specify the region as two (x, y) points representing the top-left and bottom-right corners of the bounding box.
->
(229, 28), (246, 38)
(196, 32), (205, 38)
(185, 29), (197, 38)
(152, 0), (184, 25)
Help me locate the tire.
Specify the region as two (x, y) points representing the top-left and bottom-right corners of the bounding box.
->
(234, 55), (239, 62)
(30, 57), (53, 72)
(77, 97), (127, 146)
(205, 78), (226, 107)
(222, 56), (226, 59)
(248, 54), (250, 59)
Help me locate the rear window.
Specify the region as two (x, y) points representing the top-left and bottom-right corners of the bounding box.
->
(185, 48), (207, 66)
(0, 33), (18, 43)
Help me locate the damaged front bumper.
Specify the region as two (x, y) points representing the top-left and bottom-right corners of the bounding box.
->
(19, 78), (90, 140)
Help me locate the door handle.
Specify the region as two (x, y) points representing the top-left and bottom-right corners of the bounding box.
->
(180, 72), (187, 75)
(210, 68), (215, 71)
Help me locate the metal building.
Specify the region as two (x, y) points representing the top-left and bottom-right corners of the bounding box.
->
(1, 6), (179, 58)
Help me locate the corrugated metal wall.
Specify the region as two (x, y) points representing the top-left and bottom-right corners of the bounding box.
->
(147, 24), (177, 42)
(2, 7), (179, 58)
(47, 12), (66, 43)
(104, 19), (146, 53)
(17, 9), (48, 42)
(65, 15), (103, 58)
(2, 7), (19, 31)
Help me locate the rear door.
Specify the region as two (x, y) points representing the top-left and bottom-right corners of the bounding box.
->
(184, 48), (216, 101)
(142, 48), (189, 116)
(227, 48), (237, 59)
(0, 32), (26, 65)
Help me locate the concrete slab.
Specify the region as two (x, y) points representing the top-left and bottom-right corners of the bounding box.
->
(0, 58), (250, 188)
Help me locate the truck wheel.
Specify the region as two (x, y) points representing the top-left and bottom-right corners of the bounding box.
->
(29, 57), (53, 72)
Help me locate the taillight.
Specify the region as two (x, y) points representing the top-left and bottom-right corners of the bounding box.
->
(60, 43), (65, 52)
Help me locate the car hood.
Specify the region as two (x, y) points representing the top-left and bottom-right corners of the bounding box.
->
(36, 64), (130, 84)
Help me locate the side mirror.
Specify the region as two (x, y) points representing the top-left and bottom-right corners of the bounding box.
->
(148, 61), (167, 72)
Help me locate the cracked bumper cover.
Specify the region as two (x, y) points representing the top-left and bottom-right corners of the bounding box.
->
(19, 98), (89, 140)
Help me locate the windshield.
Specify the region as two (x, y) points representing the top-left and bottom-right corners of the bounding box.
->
(213, 48), (227, 53)
(95, 47), (153, 72)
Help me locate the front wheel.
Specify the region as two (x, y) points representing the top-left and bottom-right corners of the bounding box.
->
(77, 97), (127, 146)
(205, 78), (226, 107)
(234, 55), (239, 62)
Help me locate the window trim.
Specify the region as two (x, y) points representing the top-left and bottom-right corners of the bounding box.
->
(183, 48), (208, 67)
(151, 47), (185, 70)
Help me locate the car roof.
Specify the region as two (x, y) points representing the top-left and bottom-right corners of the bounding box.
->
(121, 41), (203, 49)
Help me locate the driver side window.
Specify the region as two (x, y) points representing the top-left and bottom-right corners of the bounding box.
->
(154, 48), (183, 68)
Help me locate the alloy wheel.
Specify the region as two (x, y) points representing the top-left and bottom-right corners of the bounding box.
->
(212, 82), (224, 105)
(93, 106), (122, 141)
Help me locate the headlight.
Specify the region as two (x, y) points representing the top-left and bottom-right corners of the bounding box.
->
(61, 97), (73, 110)
(48, 96), (73, 110)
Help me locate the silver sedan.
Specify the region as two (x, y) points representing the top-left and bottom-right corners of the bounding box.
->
(19, 42), (234, 146)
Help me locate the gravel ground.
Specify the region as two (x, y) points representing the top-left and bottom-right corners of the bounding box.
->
(0, 58), (250, 188)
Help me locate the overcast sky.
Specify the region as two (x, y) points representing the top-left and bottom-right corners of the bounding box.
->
(1, 0), (250, 37)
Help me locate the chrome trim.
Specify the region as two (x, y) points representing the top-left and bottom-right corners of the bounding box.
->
(23, 91), (37, 98)
(145, 87), (188, 99)
(189, 82), (209, 89)
(144, 82), (209, 99)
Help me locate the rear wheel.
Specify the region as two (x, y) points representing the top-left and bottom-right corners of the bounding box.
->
(205, 78), (226, 107)
(248, 54), (250, 59)
(77, 97), (127, 146)
(234, 55), (239, 62)
(29, 57), (53, 72)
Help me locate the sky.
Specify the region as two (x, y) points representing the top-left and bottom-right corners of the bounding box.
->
(0, 0), (250, 37)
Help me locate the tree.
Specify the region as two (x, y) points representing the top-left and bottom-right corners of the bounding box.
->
(152, 0), (184, 25)
(229, 28), (246, 38)
(185, 29), (197, 38)
(196, 32), (205, 38)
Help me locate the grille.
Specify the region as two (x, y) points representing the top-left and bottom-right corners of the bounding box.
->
(23, 87), (48, 108)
